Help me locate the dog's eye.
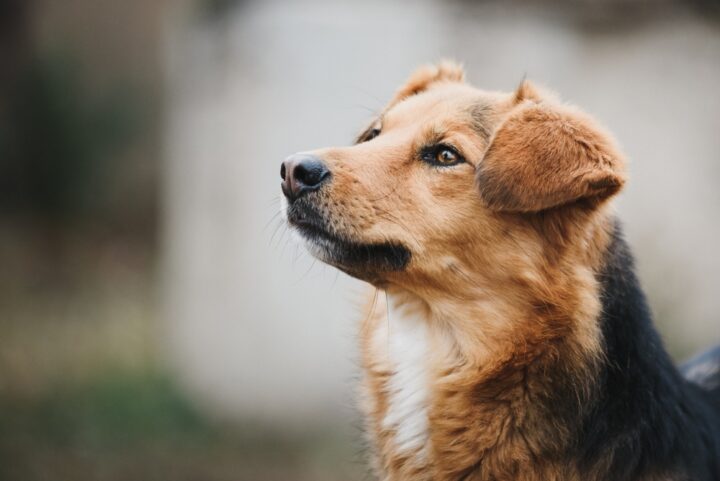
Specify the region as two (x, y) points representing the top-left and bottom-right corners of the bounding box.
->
(436, 149), (458, 165)
(365, 128), (381, 142)
(358, 127), (381, 143)
(422, 144), (465, 167)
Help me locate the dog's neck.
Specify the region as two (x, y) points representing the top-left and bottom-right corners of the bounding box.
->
(360, 235), (607, 481)
(359, 222), (707, 481)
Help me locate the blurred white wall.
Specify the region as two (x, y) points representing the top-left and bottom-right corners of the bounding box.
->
(163, 0), (720, 425)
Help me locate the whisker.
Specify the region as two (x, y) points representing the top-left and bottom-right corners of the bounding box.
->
(351, 104), (380, 114)
(368, 183), (400, 202)
(269, 218), (285, 247)
(385, 289), (391, 352)
(292, 242), (303, 265)
(363, 288), (380, 327)
(345, 85), (384, 109)
(293, 257), (318, 285)
(374, 209), (423, 248)
(280, 227), (293, 256)
(263, 211), (282, 232)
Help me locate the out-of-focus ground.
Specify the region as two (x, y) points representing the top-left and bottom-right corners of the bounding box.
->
(1, 0), (719, 479)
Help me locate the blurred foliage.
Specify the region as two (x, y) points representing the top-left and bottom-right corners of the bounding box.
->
(0, 54), (139, 224)
(0, 371), (211, 450)
(0, 370), (364, 481)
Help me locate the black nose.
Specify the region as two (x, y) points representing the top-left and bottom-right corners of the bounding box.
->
(280, 153), (331, 202)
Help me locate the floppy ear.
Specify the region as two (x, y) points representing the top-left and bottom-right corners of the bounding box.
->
(389, 60), (465, 106)
(477, 85), (626, 213)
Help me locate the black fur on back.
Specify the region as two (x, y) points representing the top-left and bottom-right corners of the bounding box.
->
(578, 223), (720, 480)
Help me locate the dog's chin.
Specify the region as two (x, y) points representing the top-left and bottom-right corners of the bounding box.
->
(285, 206), (410, 283)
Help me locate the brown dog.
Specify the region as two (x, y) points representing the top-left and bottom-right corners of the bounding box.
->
(280, 62), (720, 481)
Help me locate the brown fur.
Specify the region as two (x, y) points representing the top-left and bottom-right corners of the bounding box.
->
(293, 61), (629, 480)
(477, 99), (625, 213)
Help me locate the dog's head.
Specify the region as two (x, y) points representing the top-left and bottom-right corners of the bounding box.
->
(281, 62), (626, 290)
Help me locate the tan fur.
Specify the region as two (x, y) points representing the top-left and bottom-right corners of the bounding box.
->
(389, 60), (466, 106)
(299, 62), (627, 480)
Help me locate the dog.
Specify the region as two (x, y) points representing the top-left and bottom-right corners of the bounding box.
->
(279, 61), (720, 481)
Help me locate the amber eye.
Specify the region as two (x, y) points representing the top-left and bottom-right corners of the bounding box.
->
(421, 144), (465, 167)
(436, 148), (458, 164)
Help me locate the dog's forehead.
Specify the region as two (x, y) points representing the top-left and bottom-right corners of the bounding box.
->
(383, 83), (504, 128)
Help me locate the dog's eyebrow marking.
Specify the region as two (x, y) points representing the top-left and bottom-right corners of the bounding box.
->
(412, 127), (451, 160)
(468, 103), (492, 141)
(422, 127), (447, 146)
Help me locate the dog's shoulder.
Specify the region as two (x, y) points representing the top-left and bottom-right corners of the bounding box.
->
(581, 225), (720, 481)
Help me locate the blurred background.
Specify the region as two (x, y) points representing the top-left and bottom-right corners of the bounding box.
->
(1, 0), (719, 479)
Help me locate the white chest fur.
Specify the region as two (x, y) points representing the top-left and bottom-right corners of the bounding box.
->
(374, 293), (431, 457)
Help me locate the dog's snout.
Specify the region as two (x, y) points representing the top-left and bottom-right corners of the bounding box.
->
(281, 153), (330, 202)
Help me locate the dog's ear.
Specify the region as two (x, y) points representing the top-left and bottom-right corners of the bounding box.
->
(477, 82), (626, 213)
(389, 60), (465, 106)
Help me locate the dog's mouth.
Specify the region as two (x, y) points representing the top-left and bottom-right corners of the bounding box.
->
(286, 199), (411, 278)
